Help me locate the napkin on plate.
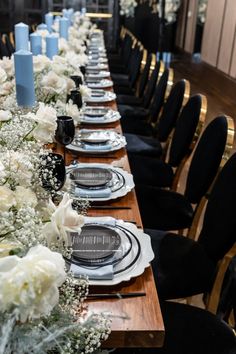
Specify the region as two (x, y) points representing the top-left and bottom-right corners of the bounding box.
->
(70, 263), (114, 280)
(75, 187), (111, 198)
(83, 143), (112, 151)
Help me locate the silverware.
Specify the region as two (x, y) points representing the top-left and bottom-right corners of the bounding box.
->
(87, 292), (146, 299)
(90, 206), (131, 210)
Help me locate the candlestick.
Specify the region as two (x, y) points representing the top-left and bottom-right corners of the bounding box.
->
(15, 22), (29, 51)
(14, 50), (36, 107)
(59, 17), (69, 40)
(37, 23), (48, 31)
(45, 13), (53, 33)
(30, 32), (42, 55)
(46, 34), (59, 59)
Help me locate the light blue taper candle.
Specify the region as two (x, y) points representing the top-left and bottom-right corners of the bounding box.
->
(30, 32), (42, 55)
(46, 34), (59, 59)
(45, 13), (53, 33)
(14, 50), (36, 107)
(37, 23), (48, 31)
(59, 17), (69, 40)
(15, 22), (29, 51)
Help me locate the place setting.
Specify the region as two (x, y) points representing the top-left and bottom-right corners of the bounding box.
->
(80, 106), (121, 124)
(66, 129), (126, 154)
(85, 70), (111, 80)
(84, 89), (116, 103)
(67, 216), (154, 286)
(66, 162), (134, 201)
(86, 79), (113, 89)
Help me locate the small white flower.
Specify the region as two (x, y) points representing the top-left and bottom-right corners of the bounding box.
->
(0, 67), (7, 84)
(15, 186), (38, 209)
(0, 110), (12, 121)
(0, 186), (16, 212)
(0, 245), (66, 322)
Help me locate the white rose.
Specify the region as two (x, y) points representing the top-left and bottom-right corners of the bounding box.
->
(0, 67), (7, 84)
(80, 84), (91, 100)
(15, 186), (38, 209)
(27, 103), (57, 143)
(0, 57), (14, 78)
(65, 100), (80, 124)
(0, 186), (16, 212)
(41, 71), (67, 95)
(0, 110), (12, 121)
(0, 245), (66, 322)
(33, 55), (51, 73)
(6, 150), (33, 187)
(59, 38), (69, 53)
(43, 193), (84, 247)
(0, 80), (14, 96)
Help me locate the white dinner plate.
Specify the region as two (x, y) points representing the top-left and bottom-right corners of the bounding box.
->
(67, 162), (134, 201)
(80, 106), (120, 124)
(66, 129), (126, 154)
(69, 217), (154, 286)
(85, 90), (116, 103)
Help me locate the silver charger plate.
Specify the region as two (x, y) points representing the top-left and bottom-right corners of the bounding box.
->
(85, 91), (116, 103)
(67, 129), (126, 154)
(86, 71), (110, 79)
(69, 217), (154, 286)
(86, 64), (108, 71)
(67, 162), (134, 202)
(80, 106), (121, 124)
(87, 79), (113, 89)
(70, 166), (112, 187)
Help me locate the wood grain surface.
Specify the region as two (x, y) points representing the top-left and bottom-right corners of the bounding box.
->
(56, 84), (165, 348)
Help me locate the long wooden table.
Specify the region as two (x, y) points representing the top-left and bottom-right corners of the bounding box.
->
(60, 86), (165, 348)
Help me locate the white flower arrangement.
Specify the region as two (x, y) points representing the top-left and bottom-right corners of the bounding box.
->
(0, 14), (111, 353)
(120, 0), (138, 17)
(157, 0), (181, 23)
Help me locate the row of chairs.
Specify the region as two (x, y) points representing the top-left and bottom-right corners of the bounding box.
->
(110, 27), (236, 353)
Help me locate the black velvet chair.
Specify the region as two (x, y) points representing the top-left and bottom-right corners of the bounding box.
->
(135, 115), (234, 231)
(108, 32), (133, 70)
(112, 44), (143, 94)
(116, 52), (153, 105)
(115, 298), (236, 354)
(145, 152), (236, 302)
(128, 94), (206, 188)
(119, 67), (170, 129)
(123, 79), (189, 157)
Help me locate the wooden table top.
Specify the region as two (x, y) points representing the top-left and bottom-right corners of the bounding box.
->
(59, 88), (165, 348)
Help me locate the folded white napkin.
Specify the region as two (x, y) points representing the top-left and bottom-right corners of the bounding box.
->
(83, 143), (112, 151)
(84, 116), (105, 121)
(70, 263), (114, 280)
(75, 187), (111, 198)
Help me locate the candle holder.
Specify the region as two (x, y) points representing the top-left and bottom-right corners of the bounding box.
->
(55, 116), (75, 164)
(67, 89), (83, 109)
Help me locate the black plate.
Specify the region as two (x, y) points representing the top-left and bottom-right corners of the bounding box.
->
(72, 225), (121, 261)
(70, 167), (112, 187)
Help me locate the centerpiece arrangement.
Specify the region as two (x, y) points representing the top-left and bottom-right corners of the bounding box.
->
(0, 10), (111, 353)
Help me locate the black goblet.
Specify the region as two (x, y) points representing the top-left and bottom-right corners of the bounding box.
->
(55, 116), (75, 163)
(67, 89), (83, 109)
(40, 153), (66, 192)
(70, 75), (83, 88)
(80, 65), (86, 76)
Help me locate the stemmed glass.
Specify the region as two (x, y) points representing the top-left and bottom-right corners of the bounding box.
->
(70, 75), (83, 88)
(55, 116), (75, 164)
(67, 89), (83, 109)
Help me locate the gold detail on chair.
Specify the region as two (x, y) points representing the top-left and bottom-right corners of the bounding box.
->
(207, 243), (236, 315)
(2, 34), (6, 44)
(150, 53), (156, 71)
(172, 94), (207, 192)
(9, 32), (15, 46)
(187, 116), (235, 241)
(165, 67), (174, 99)
(141, 49), (148, 71)
(183, 79), (191, 106)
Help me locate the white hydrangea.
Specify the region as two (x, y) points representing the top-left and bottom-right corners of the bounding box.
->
(120, 0), (137, 17)
(0, 245), (66, 322)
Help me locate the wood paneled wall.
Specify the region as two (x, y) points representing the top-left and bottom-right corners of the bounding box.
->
(176, 0), (236, 79)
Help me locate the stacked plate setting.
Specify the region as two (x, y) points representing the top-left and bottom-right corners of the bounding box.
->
(68, 217), (154, 286)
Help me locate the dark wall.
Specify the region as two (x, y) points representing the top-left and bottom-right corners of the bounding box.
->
(123, 3), (160, 53)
